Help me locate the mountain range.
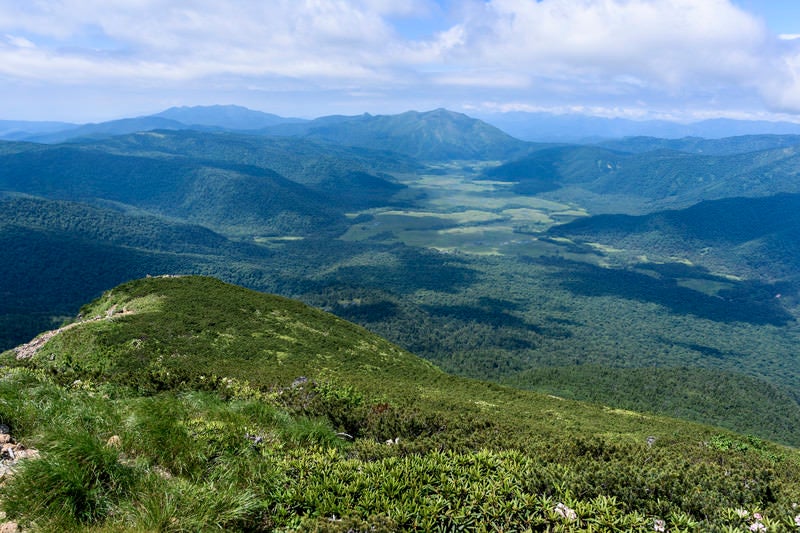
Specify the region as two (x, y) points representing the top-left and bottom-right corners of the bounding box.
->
(14, 105), (529, 161)
(11, 102), (800, 149)
(486, 141), (800, 214)
(474, 110), (800, 142)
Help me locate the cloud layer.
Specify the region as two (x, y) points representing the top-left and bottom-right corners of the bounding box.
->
(0, 0), (799, 120)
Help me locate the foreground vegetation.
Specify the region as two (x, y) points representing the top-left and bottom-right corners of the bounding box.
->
(1, 276), (800, 531)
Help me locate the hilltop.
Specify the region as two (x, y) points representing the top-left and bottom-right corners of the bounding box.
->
(1, 276), (799, 531)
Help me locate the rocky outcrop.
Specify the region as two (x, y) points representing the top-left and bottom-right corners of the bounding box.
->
(0, 424), (38, 533)
(0, 424), (39, 480)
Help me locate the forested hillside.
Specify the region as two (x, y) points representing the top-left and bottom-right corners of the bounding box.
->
(548, 192), (800, 285)
(489, 139), (800, 213)
(0, 143), (348, 236)
(597, 134), (800, 155)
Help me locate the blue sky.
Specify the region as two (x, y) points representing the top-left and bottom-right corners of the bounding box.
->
(733, 0), (800, 34)
(1, 0), (800, 123)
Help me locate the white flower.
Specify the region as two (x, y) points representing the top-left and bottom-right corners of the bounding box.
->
(749, 521), (766, 533)
(653, 518), (666, 532)
(555, 502), (577, 521)
(794, 514), (800, 527)
(735, 508), (750, 519)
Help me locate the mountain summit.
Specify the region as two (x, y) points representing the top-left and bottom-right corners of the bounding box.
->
(262, 108), (531, 160)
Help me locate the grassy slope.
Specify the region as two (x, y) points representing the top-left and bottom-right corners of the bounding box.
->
(2, 276), (800, 531)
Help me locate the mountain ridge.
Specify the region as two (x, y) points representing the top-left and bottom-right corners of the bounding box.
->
(0, 144), (347, 237)
(476, 111), (800, 141)
(152, 104), (306, 130)
(547, 192), (800, 286)
(6, 106), (533, 162)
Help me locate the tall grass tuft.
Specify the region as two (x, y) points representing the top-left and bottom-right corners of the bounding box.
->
(122, 394), (201, 478)
(121, 474), (263, 532)
(2, 428), (138, 529)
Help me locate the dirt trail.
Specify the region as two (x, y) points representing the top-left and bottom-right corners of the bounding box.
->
(13, 305), (134, 361)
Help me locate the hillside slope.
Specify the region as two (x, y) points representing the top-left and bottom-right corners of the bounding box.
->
(85, 130), (416, 210)
(490, 142), (800, 213)
(0, 145), (345, 236)
(2, 276), (799, 531)
(28, 116), (191, 143)
(548, 192), (800, 286)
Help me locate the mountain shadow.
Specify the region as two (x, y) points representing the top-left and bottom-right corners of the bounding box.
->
(542, 257), (793, 326)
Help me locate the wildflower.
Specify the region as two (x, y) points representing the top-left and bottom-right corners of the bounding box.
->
(749, 521), (766, 532)
(754, 513), (763, 521)
(554, 502), (577, 521)
(735, 509), (750, 519)
(795, 514), (800, 527)
(653, 518), (666, 532)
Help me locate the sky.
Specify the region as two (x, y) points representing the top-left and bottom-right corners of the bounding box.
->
(1, 0), (800, 123)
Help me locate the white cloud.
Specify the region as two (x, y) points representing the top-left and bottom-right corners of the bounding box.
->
(1, 0), (800, 119)
(0, 0), (405, 83)
(424, 0), (800, 115)
(759, 49), (800, 113)
(435, 1), (769, 86)
(5, 34), (35, 48)
(432, 71), (530, 88)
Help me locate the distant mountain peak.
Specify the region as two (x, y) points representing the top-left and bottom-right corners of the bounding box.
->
(152, 105), (305, 130)
(261, 107), (531, 161)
